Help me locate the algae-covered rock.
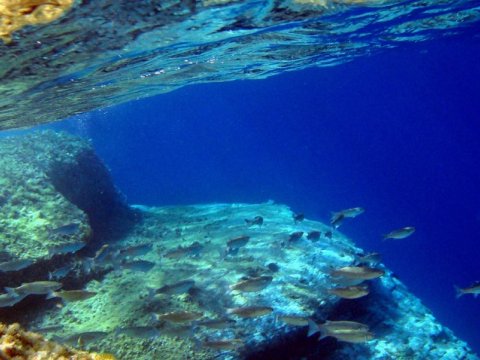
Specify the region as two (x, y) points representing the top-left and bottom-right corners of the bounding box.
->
(27, 202), (477, 360)
(0, 322), (114, 359)
(0, 130), (136, 265)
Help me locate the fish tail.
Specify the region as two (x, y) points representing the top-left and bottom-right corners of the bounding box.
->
(4, 287), (16, 296)
(454, 285), (463, 299)
(307, 319), (321, 337)
(46, 290), (57, 300)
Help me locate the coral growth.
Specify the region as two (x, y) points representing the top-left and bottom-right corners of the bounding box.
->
(0, 0), (74, 43)
(0, 322), (114, 359)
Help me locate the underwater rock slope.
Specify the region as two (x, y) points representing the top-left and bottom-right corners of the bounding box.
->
(30, 203), (477, 359)
(0, 131), (136, 287)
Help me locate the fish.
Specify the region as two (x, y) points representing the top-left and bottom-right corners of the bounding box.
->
(120, 259), (155, 272)
(48, 223), (80, 238)
(164, 241), (203, 259)
(226, 236), (250, 250)
(308, 319), (373, 343)
(115, 326), (160, 339)
(48, 241), (86, 257)
(288, 231), (304, 242)
(330, 266), (384, 281)
(230, 276), (273, 292)
(455, 282), (480, 298)
(5, 281), (62, 296)
(0, 292), (25, 308)
(328, 285), (369, 299)
(330, 213), (345, 229)
(245, 216), (263, 226)
(307, 231), (321, 241)
(293, 213), (305, 223)
(356, 252), (382, 265)
(94, 244), (111, 261)
(201, 339), (244, 350)
(47, 289), (97, 302)
(118, 243), (153, 259)
(0, 259), (32, 272)
(60, 331), (108, 346)
(383, 226), (415, 240)
(331, 207), (365, 220)
(197, 318), (236, 329)
(277, 315), (309, 327)
(155, 279), (195, 296)
(152, 311), (203, 323)
(226, 306), (273, 318)
(49, 264), (74, 280)
(324, 230), (333, 239)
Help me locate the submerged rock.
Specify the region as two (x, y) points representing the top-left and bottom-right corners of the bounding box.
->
(18, 202), (477, 360)
(0, 322), (114, 359)
(0, 131), (137, 290)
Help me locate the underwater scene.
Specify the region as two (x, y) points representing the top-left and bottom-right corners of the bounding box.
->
(1, 0), (480, 359)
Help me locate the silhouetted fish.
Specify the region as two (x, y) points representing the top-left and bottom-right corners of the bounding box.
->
(6, 281), (62, 296)
(0, 259), (32, 272)
(48, 241), (86, 257)
(245, 216), (263, 226)
(383, 226), (415, 240)
(49, 223), (80, 237)
(121, 259), (155, 272)
(293, 213), (305, 223)
(155, 279), (195, 295)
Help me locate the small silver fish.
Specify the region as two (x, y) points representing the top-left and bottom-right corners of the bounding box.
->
(118, 243), (153, 259)
(0, 292), (25, 308)
(0, 259), (32, 272)
(61, 331), (108, 346)
(226, 306), (273, 318)
(121, 260), (155, 272)
(383, 226), (415, 240)
(6, 281), (62, 296)
(48, 264), (74, 280)
(202, 339), (244, 351)
(164, 242), (203, 259)
(455, 282), (480, 298)
(48, 241), (86, 257)
(197, 318), (236, 329)
(155, 279), (195, 295)
(49, 223), (80, 238)
(115, 326), (160, 339)
(47, 289), (97, 302)
(230, 276), (273, 292)
(153, 311), (203, 323)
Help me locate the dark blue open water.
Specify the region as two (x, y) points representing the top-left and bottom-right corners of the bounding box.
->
(45, 30), (480, 351)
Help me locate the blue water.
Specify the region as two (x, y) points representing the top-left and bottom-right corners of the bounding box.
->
(50, 32), (480, 351)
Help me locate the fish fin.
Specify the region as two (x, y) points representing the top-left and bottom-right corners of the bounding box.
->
(48, 272), (53, 281)
(307, 319), (320, 337)
(150, 313), (160, 324)
(82, 257), (95, 274)
(46, 290), (57, 300)
(4, 287), (17, 296)
(454, 285), (463, 299)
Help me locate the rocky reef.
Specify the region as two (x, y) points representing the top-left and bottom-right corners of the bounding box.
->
(0, 131), (477, 359)
(0, 131), (136, 294)
(11, 202), (477, 359)
(0, 322), (114, 360)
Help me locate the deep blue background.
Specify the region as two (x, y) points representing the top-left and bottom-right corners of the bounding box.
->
(50, 34), (480, 351)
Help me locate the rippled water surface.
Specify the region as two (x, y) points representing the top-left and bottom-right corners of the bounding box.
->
(0, 0), (479, 129)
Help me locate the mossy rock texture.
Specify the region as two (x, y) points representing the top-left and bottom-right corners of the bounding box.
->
(0, 130), (136, 266)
